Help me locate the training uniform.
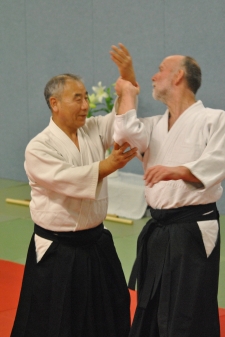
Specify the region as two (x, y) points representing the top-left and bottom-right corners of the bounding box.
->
(11, 111), (130, 337)
(114, 100), (225, 337)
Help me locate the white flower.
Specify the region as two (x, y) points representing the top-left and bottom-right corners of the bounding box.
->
(92, 81), (108, 103)
(88, 93), (98, 108)
(88, 93), (98, 103)
(88, 82), (115, 117)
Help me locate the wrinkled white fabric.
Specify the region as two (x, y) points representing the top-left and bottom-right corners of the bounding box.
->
(113, 100), (225, 255)
(114, 101), (225, 209)
(25, 112), (115, 232)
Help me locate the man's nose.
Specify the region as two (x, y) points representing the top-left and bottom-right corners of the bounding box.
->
(82, 99), (89, 109)
(152, 73), (157, 81)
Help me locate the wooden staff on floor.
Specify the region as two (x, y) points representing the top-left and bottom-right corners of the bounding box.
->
(5, 198), (133, 224)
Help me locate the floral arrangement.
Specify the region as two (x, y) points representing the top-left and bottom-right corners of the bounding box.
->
(88, 82), (116, 157)
(88, 82), (115, 117)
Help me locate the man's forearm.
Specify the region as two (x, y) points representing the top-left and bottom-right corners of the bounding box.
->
(144, 165), (202, 187)
(115, 78), (139, 115)
(179, 166), (201, 183)
(98, 159), (115, 180)
(117, 93), (136, 115)
(98, 143), (138, 180)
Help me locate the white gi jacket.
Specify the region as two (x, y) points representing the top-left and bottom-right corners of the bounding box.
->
(114, 100), (225, 256)
(25, 111), (116, 232)
(25, 111), (115, 261)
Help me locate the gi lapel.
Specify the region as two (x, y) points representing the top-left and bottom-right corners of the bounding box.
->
(151, 103), (200, 165)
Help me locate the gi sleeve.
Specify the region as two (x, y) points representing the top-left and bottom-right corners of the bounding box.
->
(86, 103), (116, 151)
(25, 140), (99, 200)
(113, 109), (150, 154)
(183, 110), (225, 188)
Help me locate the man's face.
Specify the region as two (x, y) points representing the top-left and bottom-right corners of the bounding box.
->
(151, 56), (179, 103)
(53, 79), (89, 134)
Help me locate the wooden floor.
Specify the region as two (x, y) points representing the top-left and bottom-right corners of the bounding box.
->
(0, 177), (225, 310)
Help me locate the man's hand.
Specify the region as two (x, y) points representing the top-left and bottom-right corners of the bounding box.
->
(110, 43), (137, 86)
(115, 77), (139, 115)
(115, 77), (140, 97)
(99, 142), (137, 180)
(144, 165), (201, 187)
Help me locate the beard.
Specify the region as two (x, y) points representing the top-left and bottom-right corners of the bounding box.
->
(152, 87), (166, 103)
(152, 87), (158, 100)
(152, 85), (170, 104)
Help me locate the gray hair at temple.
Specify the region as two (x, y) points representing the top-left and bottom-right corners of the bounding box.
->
(182, 56), (202, 94)
(44, 73), (83, 109)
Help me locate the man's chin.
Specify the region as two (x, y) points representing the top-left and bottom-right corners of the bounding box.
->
(152, 91), (158, 101)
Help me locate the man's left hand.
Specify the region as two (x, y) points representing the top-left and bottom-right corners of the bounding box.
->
(110, 43), (137, 86)
(144, 165), (201, 187)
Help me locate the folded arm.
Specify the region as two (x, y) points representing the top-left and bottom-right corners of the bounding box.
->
(144, 165), (201, 187)
(144, 111), (225, 188)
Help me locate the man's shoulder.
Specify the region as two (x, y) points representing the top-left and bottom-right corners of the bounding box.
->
(197, 100), (225, 116)
(190, 102), (225, 132)
(83, 112), (114, 132)
(204, 107), (225, 116)
(26, 126), (51, 151)
(200, 105), (225, 124)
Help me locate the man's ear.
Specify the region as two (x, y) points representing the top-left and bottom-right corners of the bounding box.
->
(174, 69), (185, 86)
(49, 96), (59, 113)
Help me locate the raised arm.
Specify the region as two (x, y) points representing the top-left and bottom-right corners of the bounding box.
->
(115, 77), (139, 115)
(113, 78), (148, 155)
(110, 43), (137, 86)
(110, 44), (148, 156)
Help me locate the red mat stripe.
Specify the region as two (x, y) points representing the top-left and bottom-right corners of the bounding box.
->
(0, 260), (224, 337)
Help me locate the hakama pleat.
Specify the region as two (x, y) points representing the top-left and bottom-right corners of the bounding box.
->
(129, 203), (220, 337)
(11, 224), (130, 337)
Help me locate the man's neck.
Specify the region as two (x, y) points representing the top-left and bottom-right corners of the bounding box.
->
(52, 116), (80, 149)
(167, 94), (197, 130)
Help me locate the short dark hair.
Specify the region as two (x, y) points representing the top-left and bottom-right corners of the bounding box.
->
(182, 56), (202, 94)
(44, 73), (82, 109)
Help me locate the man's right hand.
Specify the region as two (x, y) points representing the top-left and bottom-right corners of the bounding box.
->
(99, 142), (137, 180)
(115, 77), (140, 97)
(115, 77), (139, 115)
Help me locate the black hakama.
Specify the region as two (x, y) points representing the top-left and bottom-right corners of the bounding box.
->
(11, 223), (130, 337)
(129, 203), (220, 337)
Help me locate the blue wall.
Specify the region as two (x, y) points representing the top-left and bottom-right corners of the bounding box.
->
(1, 0), (225, 212)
